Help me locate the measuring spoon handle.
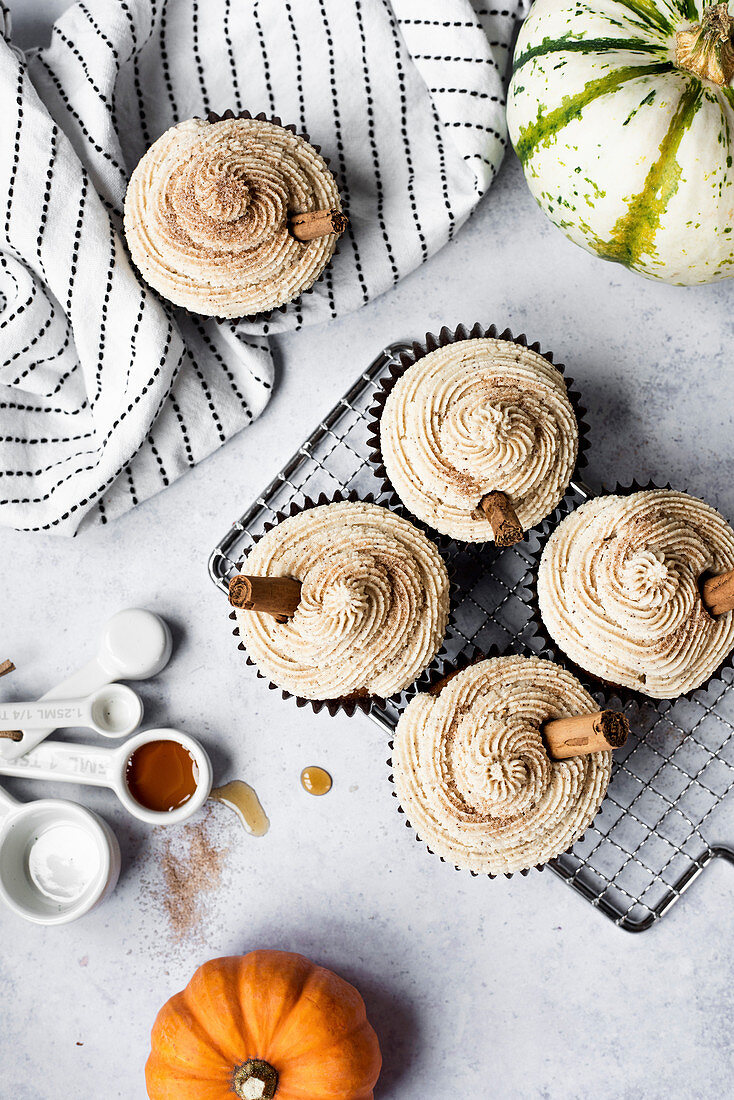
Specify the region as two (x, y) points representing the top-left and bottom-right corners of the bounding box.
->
(0, 657), (110, 762)
(0, 740), (116, 788)
(0, 696), (94, 734)
(39, 656), (110, 704)
(1, 608), (170, 763)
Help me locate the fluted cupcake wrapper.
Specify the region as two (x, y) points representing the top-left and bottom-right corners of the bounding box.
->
(182, 108), (347, 325)
(524, 477), (734, 707)
(228, 490), (455, 718)
(365, 322), (592, 548)
(385, 642), (607, 879)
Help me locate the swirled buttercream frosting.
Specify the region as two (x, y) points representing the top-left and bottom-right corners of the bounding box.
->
(379, 338), (578, 541)
(392, 656), (610, 874)
(235, 502), (450, 700)
(124, 117), (343, 317)
(538, 491), (734, 697)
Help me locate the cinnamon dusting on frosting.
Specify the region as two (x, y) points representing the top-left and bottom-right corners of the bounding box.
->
(124, 117), (343, 317)
(234, 502), (450, 700)
(392, 656), (610, 874)
(538, 490), (734, 697)
(379, 338), (578, 541)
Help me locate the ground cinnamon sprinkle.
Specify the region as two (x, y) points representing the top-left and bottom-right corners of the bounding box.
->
(157, 808), (228, 941)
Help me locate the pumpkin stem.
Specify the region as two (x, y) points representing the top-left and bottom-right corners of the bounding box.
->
(231, 1059), (278, 1100)
(676, 2), (734, 86)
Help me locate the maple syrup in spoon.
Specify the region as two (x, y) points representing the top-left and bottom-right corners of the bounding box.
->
(126, 739), (198, 812)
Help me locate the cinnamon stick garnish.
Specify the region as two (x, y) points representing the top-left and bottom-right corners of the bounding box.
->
(289, 209), (348, 241)
(479, 491), (523, 548)
(701, 568), (734, 617)
(543, 710), (629, 760)
(0, 659), (20, 738)
(229, 574), (302, 622)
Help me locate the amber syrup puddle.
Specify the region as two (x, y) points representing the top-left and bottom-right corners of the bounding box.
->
(210, 781), (269, 836)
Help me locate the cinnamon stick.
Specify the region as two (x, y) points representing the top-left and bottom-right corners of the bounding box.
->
(289, 208), (348, 241)
(701, 568), (734, 617)
(479, 491), (523, 548)
(229, 574), (302, 622)
(0, 659), (19, 737)
(543, 710), (629, 760)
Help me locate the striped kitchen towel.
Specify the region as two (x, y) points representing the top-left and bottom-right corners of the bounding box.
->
(0, 0), (528, 535)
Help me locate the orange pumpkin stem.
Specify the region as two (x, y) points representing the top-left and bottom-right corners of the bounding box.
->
(232, 1059), (278, 1099)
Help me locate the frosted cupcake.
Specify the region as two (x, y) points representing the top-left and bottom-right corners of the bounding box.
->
(124, 113), (346, 317)
(229, 501), (450, 705)
(375, 332), (580, 545)
(391, 655), (614, 875)
(537, 489), (734, 698)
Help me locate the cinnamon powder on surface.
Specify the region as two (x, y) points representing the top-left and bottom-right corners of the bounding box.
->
(155, 809), (228, 941)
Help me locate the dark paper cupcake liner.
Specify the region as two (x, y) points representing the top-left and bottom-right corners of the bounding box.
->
(385, 642), (609, 880)
(227, 490), (454, 718)
(365, 322), (591, 548)
(525, 478), (734, 707)
(192, 109), (347, 325)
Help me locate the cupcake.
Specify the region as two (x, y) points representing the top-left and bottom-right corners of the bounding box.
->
(537, 489), (734, 699)
(372, 327), (582, 545)
(123, 112), (347, 318)
(229, 500), (450, 707)
(391, 655), (613, 875)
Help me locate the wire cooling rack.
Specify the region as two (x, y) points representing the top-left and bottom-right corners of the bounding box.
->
(208, 342), (734, 931)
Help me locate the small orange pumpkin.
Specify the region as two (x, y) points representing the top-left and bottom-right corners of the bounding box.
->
(145, 950), (382, 1100)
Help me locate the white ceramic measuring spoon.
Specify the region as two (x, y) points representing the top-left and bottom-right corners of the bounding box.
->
(0, 782), (120, 925)
(0, 729), (212, 826)
(0, 684), (143, 740)
(1, 608), (172, 761)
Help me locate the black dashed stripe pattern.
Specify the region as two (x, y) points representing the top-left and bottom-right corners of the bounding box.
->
(0, 0), (523, 534)
(396, 0), (529, 193)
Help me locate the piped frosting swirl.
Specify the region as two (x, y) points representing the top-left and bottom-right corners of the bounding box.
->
(538, 490), (734, 697)
(392, 656), (610, 874)
(124, 117), (342, 317)
(235, 502), (450, 701)
(379, 338), (578, 541)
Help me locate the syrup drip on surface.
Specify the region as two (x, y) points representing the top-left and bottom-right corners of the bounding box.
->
(300, 766), (332, 796)
(126, 740), (198, 812)
(210, 781), (269, 836)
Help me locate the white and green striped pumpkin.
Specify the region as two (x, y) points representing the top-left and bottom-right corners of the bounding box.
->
(507, 1), (734, 284)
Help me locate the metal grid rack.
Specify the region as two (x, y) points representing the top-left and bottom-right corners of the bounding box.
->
(208, 343), (734, 931)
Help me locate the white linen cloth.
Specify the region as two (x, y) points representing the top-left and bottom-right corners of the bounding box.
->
(0, 0), (528, 535)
